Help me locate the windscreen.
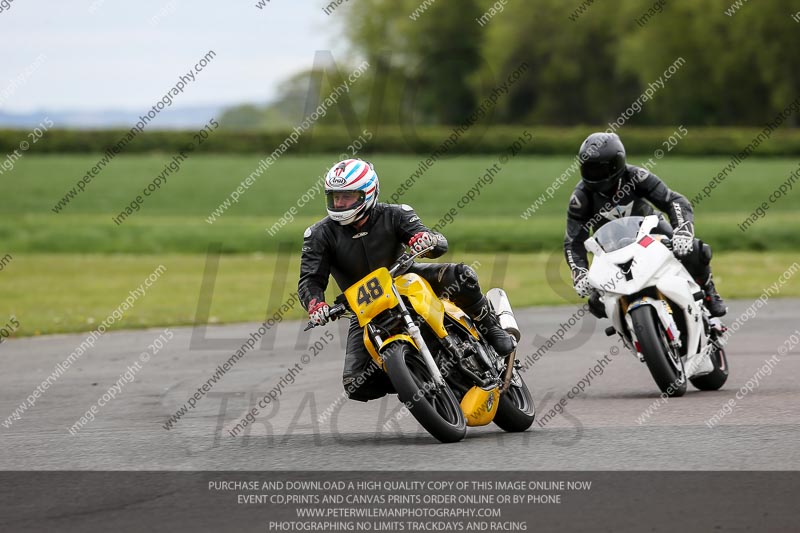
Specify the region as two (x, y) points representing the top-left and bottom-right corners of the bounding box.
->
(593, 216), (645, 253)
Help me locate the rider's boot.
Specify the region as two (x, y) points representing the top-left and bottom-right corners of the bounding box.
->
(462, 296), (515, 356)
(702, 274), (727, 317)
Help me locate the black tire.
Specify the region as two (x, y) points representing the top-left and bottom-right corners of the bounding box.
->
(630, 306), (687, 397)
(494, 372), (535, 432)
(690, 341), (729, 391)
(382, 342), (466, 443)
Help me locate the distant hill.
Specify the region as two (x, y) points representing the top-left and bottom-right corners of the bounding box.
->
(0, 105), (225, 130)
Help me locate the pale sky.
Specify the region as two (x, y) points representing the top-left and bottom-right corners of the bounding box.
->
(0, 0), (346, 112)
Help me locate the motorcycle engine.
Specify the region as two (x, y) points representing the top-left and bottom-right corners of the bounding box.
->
(461, 339), (497, 379)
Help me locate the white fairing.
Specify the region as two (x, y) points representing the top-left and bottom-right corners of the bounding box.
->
(586, 215), (713, 377)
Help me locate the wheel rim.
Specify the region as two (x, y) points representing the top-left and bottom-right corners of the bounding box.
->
(404, 354), (462, 426)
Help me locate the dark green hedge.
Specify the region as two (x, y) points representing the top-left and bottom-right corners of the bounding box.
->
(2, 126), (799, 156)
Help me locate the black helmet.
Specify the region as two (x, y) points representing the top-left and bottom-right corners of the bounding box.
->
(578, 132), (626, 194)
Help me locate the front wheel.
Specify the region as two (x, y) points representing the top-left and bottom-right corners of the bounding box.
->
(494, 371), (535, 432)
(382, 342), (467, 443)
(629, 306), (687, 397)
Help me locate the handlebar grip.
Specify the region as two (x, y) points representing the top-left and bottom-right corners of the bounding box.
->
(305, 303), (346, 331)
(329, 303), (346, 319)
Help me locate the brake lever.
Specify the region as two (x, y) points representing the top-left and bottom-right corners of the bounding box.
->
(409, 244), (436, 261)
(390, 245), (436, 276)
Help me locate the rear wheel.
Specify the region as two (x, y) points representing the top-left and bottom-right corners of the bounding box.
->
(690, 340), (729, 391)
(630, 306), (686, 397)
(493, 371), (535, 432)
(383, 342), (466, 443)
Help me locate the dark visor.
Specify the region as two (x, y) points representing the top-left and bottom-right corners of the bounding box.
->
(581, 161), (613, 182)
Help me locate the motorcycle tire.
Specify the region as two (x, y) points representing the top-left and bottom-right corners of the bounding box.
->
(690, 342), (729, 391)
(630, 306), (687, 397)
(494, 373), (535, 432)
(382, 342), (467, 443)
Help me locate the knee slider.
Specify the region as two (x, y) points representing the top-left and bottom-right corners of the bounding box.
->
(342, 377), (369, 402)
(342, 376), (357, 393)
(343, 377), (390, 403)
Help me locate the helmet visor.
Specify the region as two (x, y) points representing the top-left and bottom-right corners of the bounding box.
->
(326, 190), (366, 212)
(581, 161), (614, 182)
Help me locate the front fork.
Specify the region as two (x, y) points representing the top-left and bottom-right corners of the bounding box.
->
(391, 285), (446, 387)
(627, 298), (682, 348)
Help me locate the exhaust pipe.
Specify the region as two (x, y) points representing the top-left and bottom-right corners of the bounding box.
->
(486, 288), (521, 342)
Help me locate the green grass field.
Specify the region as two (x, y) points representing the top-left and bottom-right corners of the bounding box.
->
(5, 154), (800, 253)
(1, 154), (798, 337)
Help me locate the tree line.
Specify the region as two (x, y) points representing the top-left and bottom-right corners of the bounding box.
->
(223, 0), (799, 130)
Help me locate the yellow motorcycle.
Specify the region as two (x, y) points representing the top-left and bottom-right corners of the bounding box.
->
(305, 245), (535, 443)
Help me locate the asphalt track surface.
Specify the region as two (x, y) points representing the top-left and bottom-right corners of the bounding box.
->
(1, 299), (798, 471)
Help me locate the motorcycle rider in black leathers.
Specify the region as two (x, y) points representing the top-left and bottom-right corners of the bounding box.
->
(299, 158), (515, 402)
(564, 132), (727, 317)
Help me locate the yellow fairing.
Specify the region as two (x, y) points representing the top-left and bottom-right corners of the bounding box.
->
(395, 273), (448, 338)
(345, 267), (399, 327)
(363, 331), (417, 370)
(442, 300), (479, 339)
(460, 386), (500, 426)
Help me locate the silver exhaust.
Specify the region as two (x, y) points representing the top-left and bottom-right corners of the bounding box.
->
(486, 288), (521, 342)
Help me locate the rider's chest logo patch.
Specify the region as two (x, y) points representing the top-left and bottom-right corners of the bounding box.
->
(600, 201), (633, 221)
(352, 232), (368, 239)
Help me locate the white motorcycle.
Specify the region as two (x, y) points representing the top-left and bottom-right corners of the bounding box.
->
(584, 215), (729, 397)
